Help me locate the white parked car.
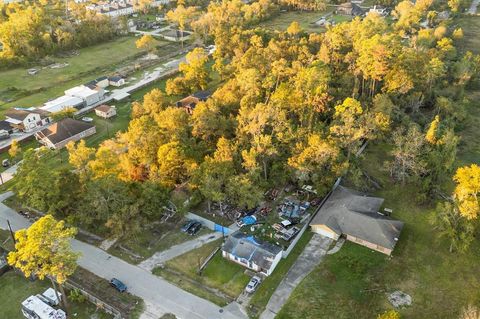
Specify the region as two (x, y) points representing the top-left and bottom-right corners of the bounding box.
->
(245, 276), (261, 294)
(81, 117), (93, 123)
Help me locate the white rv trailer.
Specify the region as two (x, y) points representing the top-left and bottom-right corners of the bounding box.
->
(21, 295), (66, 319)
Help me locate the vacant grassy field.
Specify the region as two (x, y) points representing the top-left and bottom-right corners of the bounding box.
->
(153, 239), (250, 303)
(277, 87), (480, 318)
(0, 36), (180, 114)
(0, 271), (112, 319)
(258, 9), (352, 33)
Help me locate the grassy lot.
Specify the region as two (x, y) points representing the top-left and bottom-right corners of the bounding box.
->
(258, 9), (352, 33)
(277, 242), (388, 319)
(108, 218), (212, 264)
(276, 87), (480, 318)
(0, 37), (180, 114)
(153, 239), (250, 304)
(0, 271), (112, 319)
(248, 231), (313, 317)
(456, 15), (480, 54)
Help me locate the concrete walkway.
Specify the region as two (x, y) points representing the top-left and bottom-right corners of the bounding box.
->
(0, 163), (20, 185)
(469, 0), (479, 14)
(138, 232), (223, 272)
(260, 234), (332, 319)
(0, 196), (247, 319)
(327, 237), (345, 255)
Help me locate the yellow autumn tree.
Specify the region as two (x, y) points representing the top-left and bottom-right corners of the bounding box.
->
(453, 164), (480, 220)
(135, 34), (157, 53)
(8, 215), (79, 311)
(425, 115), (441, 145)
(377, 310), (401, 319)
(8, 139), (21, 163)
(66, 139), (95, 177)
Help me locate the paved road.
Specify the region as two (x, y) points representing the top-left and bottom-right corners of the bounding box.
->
(139, 231), (223, 271)
(0, 196), (247, 319)
(260, 234), (332, 319)
(469, 0), (479, 13)
(469, 0), (479, 14)
(0, 163), (19, 185)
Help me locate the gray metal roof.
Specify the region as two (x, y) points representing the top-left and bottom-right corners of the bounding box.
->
(310, 186), (404, 250)
(222, 232), (283, 271)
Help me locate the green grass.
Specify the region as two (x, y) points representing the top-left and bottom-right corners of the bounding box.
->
(456, 15), (480, 54)
(0, 271), (112, 319)
(248, 231), (313, 317)
(153, 239), (250, 302)
(277, 242), (388, 319)
(276, 87), (480, 318)
(259, 10), (334, 33)
(0, 36), (180, 114)
(108, 219), (212, 264)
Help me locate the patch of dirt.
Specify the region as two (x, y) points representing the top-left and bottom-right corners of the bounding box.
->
(388, 290), (412, 308)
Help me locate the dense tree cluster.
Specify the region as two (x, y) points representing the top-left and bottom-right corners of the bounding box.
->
(13, 0), (480, 242)
(0, 0), (122, 67)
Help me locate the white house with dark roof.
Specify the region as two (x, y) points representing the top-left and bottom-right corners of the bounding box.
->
(221, 232), (283, 276)
(309, 185), (404, 255)
(5, 108), (51, 132)
(35, 118), (96, 149)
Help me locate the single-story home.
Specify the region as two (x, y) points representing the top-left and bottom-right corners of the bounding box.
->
(310, 185), (404, 255)
(222, 231), (283, 276)
(5, 108), (51, 132)
(35, 118), (96, 149)
(95, 105), (117, 119)
(176, 91), (211, 114)
(337, 2), (364, 16)
(108, 76), (125, 87)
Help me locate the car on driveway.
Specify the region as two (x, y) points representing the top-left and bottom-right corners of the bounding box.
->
(187, 222), (202, 236)
(110, 278), (127, 292)
(245, 276), (261, 293)
(181, 220), (197, 232)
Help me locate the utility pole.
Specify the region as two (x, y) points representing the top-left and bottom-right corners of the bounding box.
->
(0, 172), (3, 185)
(7, 220), (15, 245)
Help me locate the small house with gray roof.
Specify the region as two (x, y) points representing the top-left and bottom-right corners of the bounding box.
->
(222, 231), (283, 276)
(310, 185), (404, 255)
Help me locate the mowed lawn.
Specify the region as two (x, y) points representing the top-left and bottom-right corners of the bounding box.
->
(0, 271), (112, 319)
(153, 239), (251, 303)
(277, 90), (480, 319)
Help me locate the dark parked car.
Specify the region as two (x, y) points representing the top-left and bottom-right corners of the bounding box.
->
(187, 222), (202, 236)
(181, 220), (197, 232)
(110, 278), (127, 292)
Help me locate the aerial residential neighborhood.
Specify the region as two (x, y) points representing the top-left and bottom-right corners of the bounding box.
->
(0, 0), (479, 319)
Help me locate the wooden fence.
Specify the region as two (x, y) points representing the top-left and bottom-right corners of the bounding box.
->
(64, 280), (123, 319)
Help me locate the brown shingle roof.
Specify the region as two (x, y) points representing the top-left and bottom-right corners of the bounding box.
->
(38, 118), (94, 145)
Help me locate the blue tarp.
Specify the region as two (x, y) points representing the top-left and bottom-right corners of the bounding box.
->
(214, 224), (230, 235)
(242, 215), (257, 225)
